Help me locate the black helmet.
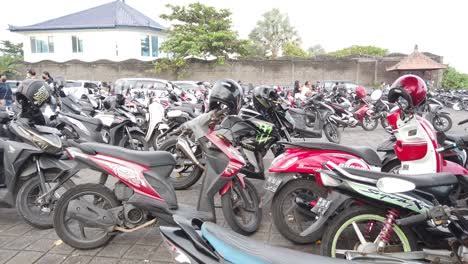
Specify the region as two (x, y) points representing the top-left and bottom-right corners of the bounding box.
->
(253, 85), (278, 111)
(15, 79), (51, 108)
(208, 79), (243, 115)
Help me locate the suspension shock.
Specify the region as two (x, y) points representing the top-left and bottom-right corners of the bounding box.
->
(377, 209), (399, 252)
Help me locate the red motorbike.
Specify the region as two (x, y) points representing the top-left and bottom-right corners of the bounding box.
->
(52, 109), (262, 249)
(263, 106), (468, 244)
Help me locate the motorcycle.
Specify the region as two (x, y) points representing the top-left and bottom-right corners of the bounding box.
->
(316, 159), (468, 260)
(418, 95), (452, 132)
(370, 90), (395, 129)
(52, 109), (262, 249)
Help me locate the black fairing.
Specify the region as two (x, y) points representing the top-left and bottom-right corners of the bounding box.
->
(419, 185), (456, 203)
(143, 165), (178, 210)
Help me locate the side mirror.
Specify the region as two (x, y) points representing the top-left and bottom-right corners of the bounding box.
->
(377, 177), (415, 193)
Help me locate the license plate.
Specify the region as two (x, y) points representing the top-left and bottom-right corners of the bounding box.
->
(265, 175), (282, 193)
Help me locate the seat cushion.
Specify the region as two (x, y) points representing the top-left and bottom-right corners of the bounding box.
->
(282, 141), (381, 167)
(81, 142), (176, 167)
(201, 222), (345, 264)
(63, 112), (102, 126)
(343, 168), (458, 188)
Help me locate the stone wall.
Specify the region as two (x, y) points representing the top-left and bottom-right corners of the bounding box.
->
(21, 54), (444, 87)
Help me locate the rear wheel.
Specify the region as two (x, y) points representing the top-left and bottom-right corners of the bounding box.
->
(53, 184), (120, 249)
(380, 116), (389, 129)
(324, 123), (341, 143)
(381, 159), (401, 174)
(158, 138), (203, 190)
(221, 178), (262, 236)
(321, 206), (417, 258)
(432, 114), (452, 132)
(463, 101), (468, 111)
(271, 178), (327, 244)
(119, 133), (149, 150)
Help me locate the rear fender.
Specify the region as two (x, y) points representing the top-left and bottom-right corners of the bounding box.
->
(381, 153), (397, 169)
(269, 148), (371, 174)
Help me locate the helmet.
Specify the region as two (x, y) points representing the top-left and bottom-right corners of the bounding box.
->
(388, 74), (427, 108)
(208, 79), (243, 115)
(355, 86), (366, 99)
(253, 85), (278, 111)
(15, 79), (51, 108)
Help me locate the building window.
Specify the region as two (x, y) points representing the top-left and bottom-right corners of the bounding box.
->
(151, 36), (158, 57)
(71, 36), (83, 53)
(141, 35), (159, 57)
(30, 36), (54, 53)
(141, 35), (150, 56)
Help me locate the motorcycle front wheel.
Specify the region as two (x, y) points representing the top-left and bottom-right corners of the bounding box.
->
(221, 178), (262, 236)
(323, 123), (341, 143)
(432, 114), (452, 132)
(119, 133), (149, 150)
(361, 115), (378, 131)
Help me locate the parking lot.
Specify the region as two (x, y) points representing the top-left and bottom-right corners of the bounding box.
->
(0, 109), (466, 264)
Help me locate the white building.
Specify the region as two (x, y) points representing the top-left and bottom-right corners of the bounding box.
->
(9, 0), (167, 63)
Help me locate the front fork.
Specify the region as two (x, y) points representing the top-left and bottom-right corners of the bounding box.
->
(125, 126), (135, 149)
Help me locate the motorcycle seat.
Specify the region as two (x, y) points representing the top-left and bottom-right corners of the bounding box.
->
(343, 168), (458, 188)
(80, 142), (176, 167)
(282, 141), (381, 167)
(201, 221), (345, 264)
(62, 112), (102, 126)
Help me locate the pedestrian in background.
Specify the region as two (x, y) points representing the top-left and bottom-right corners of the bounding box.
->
(0, 74), (12, 106)
(26, 69), (37, 79)
(42, 71), (54, 85)
(293, 80), (301, 97)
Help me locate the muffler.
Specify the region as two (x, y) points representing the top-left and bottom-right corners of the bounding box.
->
(329, 115), (349, 126)
(67, 200), (117, 230)
(176, 138), (204, 170)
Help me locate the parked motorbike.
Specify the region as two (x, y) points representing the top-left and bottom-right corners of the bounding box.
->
(53, 109), (262, 249)
(418, 95), (452, 132)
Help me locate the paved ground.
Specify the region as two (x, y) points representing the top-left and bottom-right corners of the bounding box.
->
(0, 109), (466, 264)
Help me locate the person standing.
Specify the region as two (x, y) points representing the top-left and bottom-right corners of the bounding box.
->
(293, 80), (301, 97)
(26, 69), (37, 79)
(42, 71), (54, 85)
(301, 81), (312, 98)
(0, 74), (12, 105)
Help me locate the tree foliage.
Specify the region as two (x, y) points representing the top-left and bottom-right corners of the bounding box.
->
(155, 3), (247, 75)
(328, 45), (388, 57)
(442, 66), (468, 89)
(307, 44), (325, 57)
(0, 55), (21, 77)
(249, 8), (300, 58)
(282, 42), (308, 58)
(0, 41), (23, 57)
(242, 40), (267, 58)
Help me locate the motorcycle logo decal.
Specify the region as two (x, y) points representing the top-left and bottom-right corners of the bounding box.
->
(256, 123), (273, 143)
(107, 163), (145, 186)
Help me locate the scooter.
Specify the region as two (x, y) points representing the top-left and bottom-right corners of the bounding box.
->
(52, 109), (262, 249)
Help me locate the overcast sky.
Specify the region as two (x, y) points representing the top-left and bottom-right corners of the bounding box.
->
(1, 0), (467, 73)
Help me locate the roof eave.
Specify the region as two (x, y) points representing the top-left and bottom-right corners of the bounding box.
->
(9, 25), (165, 33)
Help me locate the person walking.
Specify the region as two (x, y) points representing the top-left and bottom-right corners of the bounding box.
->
(0, 74), (13, 106)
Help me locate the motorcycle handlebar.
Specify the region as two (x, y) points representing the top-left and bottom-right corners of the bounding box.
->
(396, 212), (429, 226)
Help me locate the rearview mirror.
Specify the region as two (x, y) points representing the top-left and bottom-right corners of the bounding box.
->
(371, 90), (382, 101)
(377, 177), (415, 193)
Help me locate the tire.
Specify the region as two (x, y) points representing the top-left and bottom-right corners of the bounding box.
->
(16, 177), (75, 229)
(380, 116), (389, 129)
(361, 115), (378, 131)
(463, 101), (468, 111)
(381, 159), (401, 174)
(323, 123), (341, 143)
(158, 138), (203, 190)
(320, 206), (418, 258)
(221, 178), (262, 236)
(53, 183), (120, 249)
(118, 133), (149, 150)
(271, 178), (327, 244)
(432, 114), (452, 132)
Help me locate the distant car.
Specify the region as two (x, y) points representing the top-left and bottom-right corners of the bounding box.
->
(63, 80), (100, 99)
(172, 81), (206, 96)
(114, 78), (171, 98)
(320, 80), (373, 94)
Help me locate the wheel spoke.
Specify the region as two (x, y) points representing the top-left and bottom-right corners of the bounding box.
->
(78, 222), (86, 239)
(352, 222), (367, 245)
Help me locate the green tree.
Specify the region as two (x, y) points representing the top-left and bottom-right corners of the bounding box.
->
(307, 44), (325, 57)
(0, 55), (21, 77)
(282, 42), (308, 57)
(0, 41), (23, 57)
(242, 40), (267, 58)
(249, 8), (300, 58)
(442, 66), (468, 89)
(328, 45), (388, 57)
(155, 3), (247, 75)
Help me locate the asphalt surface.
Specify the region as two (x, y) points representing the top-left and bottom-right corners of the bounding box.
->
(0, 109), (466, 264)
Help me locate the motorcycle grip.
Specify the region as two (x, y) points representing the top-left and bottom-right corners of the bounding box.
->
(396, 213), (428, 226)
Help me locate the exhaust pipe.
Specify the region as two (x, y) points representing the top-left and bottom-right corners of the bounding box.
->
(329, 115), (349, 126)
(176, 138), (204, 170)
(67, 200), (117, 230)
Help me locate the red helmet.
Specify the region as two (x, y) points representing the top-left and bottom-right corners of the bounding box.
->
(355, 86), (366, 99)
(388, 74), (427, 108)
